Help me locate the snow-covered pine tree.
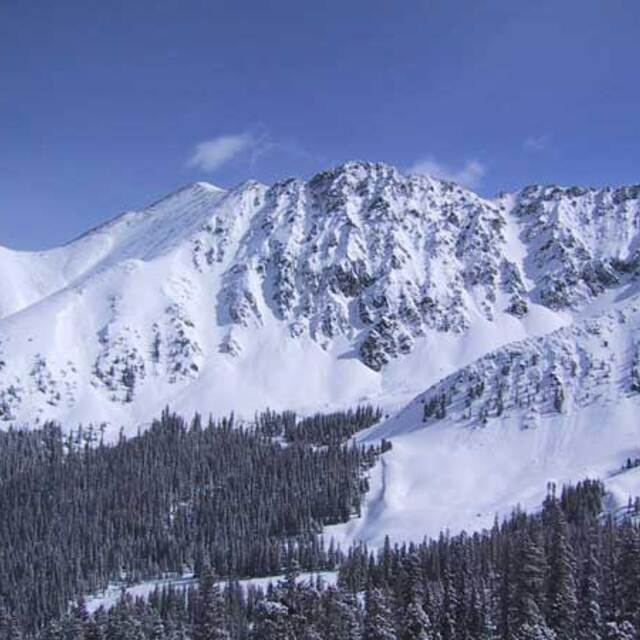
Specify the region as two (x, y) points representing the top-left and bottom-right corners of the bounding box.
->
(440, 570), (457, 640)
(577, 527), (603, 640)
(402, 599), (439, 640)
(513, 526), (556, 640)
(250, 600), (294, 640)
(615, 521), (640, 634)
(194, 565), (230, 640)
(320, 587), (363, 640)
(605, 621), (638, 640)
(545, 501), (577, 640)
(364, 586), (397, 640)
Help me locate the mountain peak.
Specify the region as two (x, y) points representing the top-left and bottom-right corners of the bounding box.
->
(2, 161), (640, 431)
(143, 180), (225, 211)
(308, 159), (403, 185)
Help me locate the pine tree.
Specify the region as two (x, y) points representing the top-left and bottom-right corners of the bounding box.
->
(278, 559), (311, 638)
(546, 502), (577, 640)
(250, 600), (294, 640)
(601, 517), (619, 624)
(514, 527), (555, 640)
(321, 587), (362, 640)
(400, 550), (425, 605)
(468, 580), (495, 640)
(42, 619), (65, 640)
(497, 536), (514, 640)
(70, 597), (90, 640)
(0, 605), (23, 640)
(577, 528), (603, 640)
(402, 599), (437, 640)
(364, 587), (397, 640)
(194, 565), (230, 640)
(616, 521), (640, 633)
(605, 621), (638, 640)
(440, 570), (457, 640)
(85, 618), (104, 640)
(300, 626), (324, 640)
(149, 611), (166, 640)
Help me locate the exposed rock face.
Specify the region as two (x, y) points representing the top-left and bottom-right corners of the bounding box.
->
(1, 161), (639, 426)
(414, 302), (640, 432)
(513, 184), (640, 310)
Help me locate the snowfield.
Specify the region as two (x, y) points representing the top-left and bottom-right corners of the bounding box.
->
(3, 160), (640, 552)
(329, 392), (640, 547)
(85, 571), (338, 614)
(330, 290), (640, 546)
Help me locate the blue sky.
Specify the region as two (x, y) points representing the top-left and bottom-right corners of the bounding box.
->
(1, 1), (639, 250)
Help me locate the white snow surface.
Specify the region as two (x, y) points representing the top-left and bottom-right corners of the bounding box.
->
(328, 290), (640, 547)
(85, 571), (338, 614)
(3, 162), (640, 553)
(6, 163), (638, 434)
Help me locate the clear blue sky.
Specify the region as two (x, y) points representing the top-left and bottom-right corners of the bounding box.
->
(1, 1), (639, 250)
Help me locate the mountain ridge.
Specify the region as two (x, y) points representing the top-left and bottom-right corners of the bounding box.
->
(326, 290), (640, 546)
(1, 161), (640, 436)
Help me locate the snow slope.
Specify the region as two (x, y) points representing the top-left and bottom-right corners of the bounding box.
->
(4, 159), (640, 563)
(328, 289), (640, 547)
(5, 162), (639, 434)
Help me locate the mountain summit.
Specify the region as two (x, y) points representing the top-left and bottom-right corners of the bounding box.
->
(1, 161), (640, 433)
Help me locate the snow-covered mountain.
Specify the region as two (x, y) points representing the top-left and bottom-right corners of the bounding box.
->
(2, 161), (640, 437)
(328, 287), (640, 547)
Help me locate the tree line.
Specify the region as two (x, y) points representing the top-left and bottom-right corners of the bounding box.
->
(3, 405), (640, 640)
(25, 478), (640, 640)
(255, 406), (384, 446)
(0, 406), (384, 632)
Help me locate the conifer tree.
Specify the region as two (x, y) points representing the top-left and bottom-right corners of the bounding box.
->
(468, 580), (495, 640)
(616, 521), (640, 633)
(577, 528), (603, 640)
(194, 565), (230, 640)
(605, 621), (638, 640)
(440, 570), (457, 640)
(513, 528), (555, 640)
(42, 619), (65, 640)
(399, 550), (425, 606)
(546, 502), (577, 640)
(364, 587), (397, 640)
(250, 600), (294, 640)
(402, 599), (437, 640)
(321, 587), (362, 640)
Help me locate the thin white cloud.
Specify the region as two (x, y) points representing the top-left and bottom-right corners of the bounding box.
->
(408, 156), (486, 189)
(187, 133), (255, 172)
(524, 134), (550, 153)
